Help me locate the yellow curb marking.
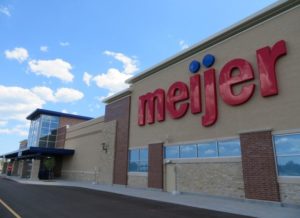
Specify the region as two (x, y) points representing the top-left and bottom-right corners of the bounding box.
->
(0, 198), (22, 218)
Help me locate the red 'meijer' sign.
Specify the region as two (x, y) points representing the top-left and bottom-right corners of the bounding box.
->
(138, 40), (287, 127)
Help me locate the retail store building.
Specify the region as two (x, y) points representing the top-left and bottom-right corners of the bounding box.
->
(1, 0), (300, 206)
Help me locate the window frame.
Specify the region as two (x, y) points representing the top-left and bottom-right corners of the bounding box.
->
(128, 147), (149, 173)
(273, 133), (300, 177)
(164, 138), (241, 160)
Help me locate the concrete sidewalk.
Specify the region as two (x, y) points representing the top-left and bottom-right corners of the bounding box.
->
(2, 175), (300, 218)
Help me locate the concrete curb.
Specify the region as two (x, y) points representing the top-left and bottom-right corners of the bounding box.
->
(1, 175), (300, 218)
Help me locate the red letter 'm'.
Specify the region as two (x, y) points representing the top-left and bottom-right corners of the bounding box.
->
(138, 89), (165, 126)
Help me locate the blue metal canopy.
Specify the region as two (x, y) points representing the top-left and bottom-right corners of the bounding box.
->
(26, 108), (93, 121)
(1, 147), (75, 159)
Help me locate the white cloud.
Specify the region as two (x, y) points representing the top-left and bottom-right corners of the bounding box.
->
(92, 51), (138, 97)
(61, 109), (77, 115)
(0, 85), (45, 121)
(28, 59), (74, 82)
(0, 120), (7, 126)
(83, 72), (92, 86)
(4, 47), (29, 63)
(54, 88), (84, 103)
(0, 85), (84, 137)
(179, 40), (189, 50)
(0, 6), (11, 17)
(0, 124), (29, 136)
(0, 85), (84, 122)
(31, 86), (56, 102)
(31, 86), (84, 103)
(103, 51), (138, 74)
(93, 69), (131, 94)
(60, 41), (70, 47)
(40, 46), (48, 52)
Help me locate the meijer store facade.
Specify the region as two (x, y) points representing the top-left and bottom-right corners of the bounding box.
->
(2, 0), (300, 207)
(103, 1), (300, 206)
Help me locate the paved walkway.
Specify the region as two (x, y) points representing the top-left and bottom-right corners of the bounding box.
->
(2, 175), (300, 218)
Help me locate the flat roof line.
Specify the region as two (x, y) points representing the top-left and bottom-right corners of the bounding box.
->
(126, 0), (297, 84)
(102, 88), (132, 104)
(26, 108), (94, 121)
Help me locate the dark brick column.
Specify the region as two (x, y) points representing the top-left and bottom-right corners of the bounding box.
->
(104, 96), (131, 185)
(240, 130), (280, 201)
(148, 143), (164, 189)
(55, 126), (66, 148)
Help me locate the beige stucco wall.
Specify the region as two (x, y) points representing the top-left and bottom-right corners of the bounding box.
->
(129, 6), (300, 148)
(166, 158), (245, 198)
(127, 5), (300, 203)
(61, 117), (116, 185)
(127, 173), (148, 188)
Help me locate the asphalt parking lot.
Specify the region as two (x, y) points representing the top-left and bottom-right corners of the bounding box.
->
(0, 178), (253, 218)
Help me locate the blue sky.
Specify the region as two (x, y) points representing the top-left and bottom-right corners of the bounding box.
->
(0, 0), (278, 154)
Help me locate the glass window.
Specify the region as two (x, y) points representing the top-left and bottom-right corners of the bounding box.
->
(50, 122), (59, 130)
(42, 115), (52, 122)
(42, 121), (50, 129)
(129, 149), (139, 161)
(48, 135), (56, 142)
(274, 134), (300, 177)
(198, 142), (217, 157)
(40, 128), (50, 137)
(39, 140), (47, 148)
(164, 146), (179, 159)
(128, 161), (138, 172)
(218, 139), (241, 157)
(39, 135), (48, 141)
(128, 148), (148, 172)
(140, 148), (148, 161)
(274, 134), (300, 155)
(277, 156), (300, 176)
(27, 115), (59, 148)
(139, 161), (148, 172)
(27, 117), (41, 147)
(180, 144), (197, 158)
(47, 141), (55, 148)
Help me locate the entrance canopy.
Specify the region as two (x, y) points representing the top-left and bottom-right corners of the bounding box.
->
(1, 147), (75, 159)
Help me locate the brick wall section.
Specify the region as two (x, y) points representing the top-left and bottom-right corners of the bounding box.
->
(240, 130), (280, 201)
(148, 143), (163, 189)
(55, 126), (66, 148)
(59, 117), (88, 128)
(104, 96), (131, 185)
(57, 117), (88, 148)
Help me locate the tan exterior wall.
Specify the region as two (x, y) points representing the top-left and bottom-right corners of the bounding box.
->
(127, 6), (300, 203)
(129, 7), (300, 148)
(61, 117), (116, 185)
(164, 158), (244, 198)
(30, 159), (40, 180)
(127, 174), (148, 188)
(278, 178), (300, 205)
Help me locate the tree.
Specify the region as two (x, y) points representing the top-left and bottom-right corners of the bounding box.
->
(44, 157), (55, 179)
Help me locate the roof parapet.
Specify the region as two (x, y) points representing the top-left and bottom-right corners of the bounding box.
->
(126, 0), (296, 84)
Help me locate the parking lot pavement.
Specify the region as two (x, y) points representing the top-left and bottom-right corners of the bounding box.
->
(0, 178), (252, 218)
(1, 175), (300, 218)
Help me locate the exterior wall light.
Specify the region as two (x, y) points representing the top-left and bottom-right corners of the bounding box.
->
(101, 142), (109, 153)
